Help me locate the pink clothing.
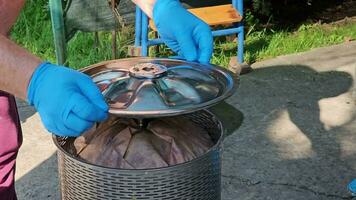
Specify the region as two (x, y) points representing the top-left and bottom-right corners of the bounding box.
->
(0, 91), (22, 200)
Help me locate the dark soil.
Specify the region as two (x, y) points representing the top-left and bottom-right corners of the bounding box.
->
(244, 0), (356, 28)
(312, 0), (356, 23)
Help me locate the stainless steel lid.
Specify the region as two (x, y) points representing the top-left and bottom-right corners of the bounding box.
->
(81, 58), (236, 118)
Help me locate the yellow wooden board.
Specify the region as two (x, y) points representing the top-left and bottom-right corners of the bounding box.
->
(149, 4), (242, 30)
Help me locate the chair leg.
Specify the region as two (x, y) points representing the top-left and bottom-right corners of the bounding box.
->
(94, 32), (99, 49)
(135, 6), (142, 47)
(112, 30), (117, 59)
(233, 0), (244, 63)
(153, 31), (160, 56)
(236, 0), (243, 16)
(141, 13), (149, 57)
(110, 0), (117, 59)
(49, 0), (66, 65)
(237, 24), (244, 64)
(232, 0), (237, 10)
(127, 6), (142, 57)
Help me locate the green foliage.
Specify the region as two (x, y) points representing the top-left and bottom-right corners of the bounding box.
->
(11, 0), (55, 62)
(10, 0), (356, 70)
(251, 0), (272, 16)
(247, 0), (340, 25)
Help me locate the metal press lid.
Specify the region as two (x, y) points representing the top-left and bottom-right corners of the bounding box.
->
(81, 58), (237, 118)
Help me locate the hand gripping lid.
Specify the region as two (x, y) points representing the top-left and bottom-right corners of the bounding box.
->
(81, 58), (237, 118)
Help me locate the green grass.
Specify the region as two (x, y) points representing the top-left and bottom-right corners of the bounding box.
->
(212, 22), (356, 66)
(10, 0), (356, 69)
(10, 0), (133, 69)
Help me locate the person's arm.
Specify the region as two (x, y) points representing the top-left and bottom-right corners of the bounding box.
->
(131, 0), (213, 63)
(0, 0), (25, 36)
(0, 35), (41, 99)
(0, 2), (108, 137)
(0, 0), (37, 99)
(131, 0), (156, 18)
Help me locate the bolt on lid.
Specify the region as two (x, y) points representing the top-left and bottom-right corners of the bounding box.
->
(81, 58), (237, 118)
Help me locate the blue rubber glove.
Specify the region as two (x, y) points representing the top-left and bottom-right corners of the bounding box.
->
(153, 0), (213, 64)
(28, 62), (108, 137)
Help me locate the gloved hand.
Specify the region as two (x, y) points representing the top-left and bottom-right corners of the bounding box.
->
(28, 62), (108, 137)
(153, 0), (213, 64)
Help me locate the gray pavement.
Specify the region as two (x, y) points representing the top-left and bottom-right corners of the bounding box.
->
(15, 41), (356, 200)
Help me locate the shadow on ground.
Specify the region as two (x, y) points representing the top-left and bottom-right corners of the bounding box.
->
(15, 153), (59, 200)
(223, 64), (355, 200)
(15, 64), (355, 200)
(15, 100), (36, 123)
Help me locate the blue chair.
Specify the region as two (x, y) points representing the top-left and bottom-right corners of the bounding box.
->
(132, 0), (244, 65)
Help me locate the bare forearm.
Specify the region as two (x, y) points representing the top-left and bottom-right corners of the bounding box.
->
(0, 0), (41, 99)
(0, 0), (158, 99)
(131, 0), (157, 18)
(0, 34), (41, 99)
(0, 0), (25, 35)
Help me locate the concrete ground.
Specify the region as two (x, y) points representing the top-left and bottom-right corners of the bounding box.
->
(15, 41), (356, 200)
